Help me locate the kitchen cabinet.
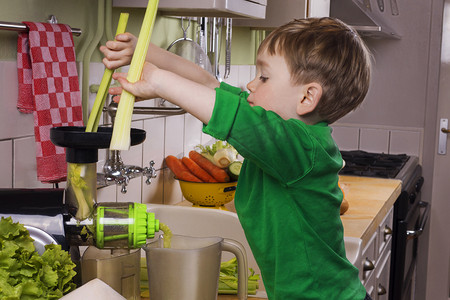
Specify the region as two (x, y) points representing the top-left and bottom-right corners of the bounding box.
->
(233, 0), (330, 29)
(360, 207), (393, 300)
(113, 0), (267, 19)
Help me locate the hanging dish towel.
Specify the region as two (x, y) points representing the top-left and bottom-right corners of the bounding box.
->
(17, 22), (84, 183)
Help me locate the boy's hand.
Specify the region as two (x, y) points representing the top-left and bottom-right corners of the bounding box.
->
(100, 33), (137, 70)
(110, 61), (216, 125)
(109, 62), (160, 102)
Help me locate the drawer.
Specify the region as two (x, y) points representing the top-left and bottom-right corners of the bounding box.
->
(360, 231), (377, 283)
(377, 207), (393, 256)
(364, 270), (376, 299)
(375, 239), (392, 300)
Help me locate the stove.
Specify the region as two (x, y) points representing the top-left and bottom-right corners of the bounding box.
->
(340, 150), (419, 183)
(339, 150), (429, 300)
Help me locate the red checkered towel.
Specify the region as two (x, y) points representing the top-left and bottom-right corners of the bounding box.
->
(17, 22), (84, 183)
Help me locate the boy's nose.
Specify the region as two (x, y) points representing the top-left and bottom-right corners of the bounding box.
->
(247, 78), (256, 92)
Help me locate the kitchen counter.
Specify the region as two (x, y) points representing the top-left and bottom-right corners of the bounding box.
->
(338, 175), (401, 248)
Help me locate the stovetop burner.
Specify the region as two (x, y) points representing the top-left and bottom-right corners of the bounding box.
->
(339, 150), (410, 179)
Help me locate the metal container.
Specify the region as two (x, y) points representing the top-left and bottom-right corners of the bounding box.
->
(142, 235), (248, 300)
(81, 247), (141, 300)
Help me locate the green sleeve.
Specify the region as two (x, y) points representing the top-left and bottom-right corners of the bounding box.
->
(219, 81), (242, 95)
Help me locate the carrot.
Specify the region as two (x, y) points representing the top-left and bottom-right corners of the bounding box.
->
(165, 155), (202, 182)
(189, 151), (230, 182)
(181, 157), (218, 183)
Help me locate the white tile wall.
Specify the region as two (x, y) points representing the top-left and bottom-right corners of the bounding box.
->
(13, 136), (46, 188)
(142, 117), (165, 204)
(331, 126), (360, 150)
(0, 140), (13, 188)
(359, 128), (390, 153)
(0, 62), (35, 140)
(332, 124), (423, 158)
(0, 60), (424, 206)
(389, 129), (423, 156)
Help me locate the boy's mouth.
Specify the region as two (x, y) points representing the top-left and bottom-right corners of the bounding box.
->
(246, 96), (254, 106)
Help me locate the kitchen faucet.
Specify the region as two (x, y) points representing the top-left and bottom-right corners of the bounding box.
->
(96, 99), (185, 193)
(97, 149), (157, 193)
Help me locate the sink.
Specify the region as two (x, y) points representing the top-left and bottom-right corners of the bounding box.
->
(147, 204), (265, 295)
(344, 236), (362, 266)
(147, 204), (362, 295)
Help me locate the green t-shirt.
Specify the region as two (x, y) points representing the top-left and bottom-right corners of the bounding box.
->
(203, 82), (366, 300)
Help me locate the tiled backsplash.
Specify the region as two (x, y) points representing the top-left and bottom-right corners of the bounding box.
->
(0, 60), (423, 205)
(331, 124), (423, 160)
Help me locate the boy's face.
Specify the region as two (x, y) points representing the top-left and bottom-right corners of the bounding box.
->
(246, 50), (306, 120)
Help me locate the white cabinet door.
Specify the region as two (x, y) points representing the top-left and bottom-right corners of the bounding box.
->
(234, 0), (330, 29)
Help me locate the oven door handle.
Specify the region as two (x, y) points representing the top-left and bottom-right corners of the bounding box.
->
(406, 201), (430, 240)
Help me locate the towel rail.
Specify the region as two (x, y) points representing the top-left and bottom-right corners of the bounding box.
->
(0, 21), (82, 36)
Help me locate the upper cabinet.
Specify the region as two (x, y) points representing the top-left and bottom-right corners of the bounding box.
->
(113, 0), (267, 19)
(233, 0), (330, 29)
(329, 0), (400, 39)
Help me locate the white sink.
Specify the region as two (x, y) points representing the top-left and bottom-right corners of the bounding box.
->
(147, 204), (362, 295)
(344, 236), (362, 266)
(147, 204), (265, 295)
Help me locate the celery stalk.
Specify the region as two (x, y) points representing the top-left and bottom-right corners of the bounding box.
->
(67, 163), (95, 221)
(85, 13), (129, 132)
(218, 258), (260, 295)
(109, 0), (159, 150)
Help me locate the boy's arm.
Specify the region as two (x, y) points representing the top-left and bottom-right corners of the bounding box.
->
(146, 43), (219, 90)
(101, 33), (219, 90)
(111, 62), (216, 124)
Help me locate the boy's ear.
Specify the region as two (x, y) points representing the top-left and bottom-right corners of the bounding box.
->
(296, 82), (322, 116)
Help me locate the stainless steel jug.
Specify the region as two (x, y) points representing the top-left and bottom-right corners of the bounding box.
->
(142, 235), (248, 300)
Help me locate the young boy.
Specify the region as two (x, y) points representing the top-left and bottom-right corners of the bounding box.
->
(101, 17), (372, 300)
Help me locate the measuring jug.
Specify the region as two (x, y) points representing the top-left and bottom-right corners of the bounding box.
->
(142, 235), (248, 300)
(81, 247), (140, 300)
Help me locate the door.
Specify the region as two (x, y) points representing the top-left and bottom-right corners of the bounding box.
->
(426, 1), (450, 299)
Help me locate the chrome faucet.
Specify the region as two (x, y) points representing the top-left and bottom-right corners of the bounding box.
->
(98, 150), (157, 193)
(93, 94), (184, 193)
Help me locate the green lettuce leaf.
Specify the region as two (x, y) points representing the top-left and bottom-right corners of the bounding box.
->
(0, 217), (77, 299)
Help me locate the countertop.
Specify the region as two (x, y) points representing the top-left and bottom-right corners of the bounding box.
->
(147, 175), (401, 300)
(338, 175), (401, 248)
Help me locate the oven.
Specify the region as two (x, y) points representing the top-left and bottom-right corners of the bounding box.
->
(339, 150), (430, 300)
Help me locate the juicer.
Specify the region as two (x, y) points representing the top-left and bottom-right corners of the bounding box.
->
(0, 126), (162, 299)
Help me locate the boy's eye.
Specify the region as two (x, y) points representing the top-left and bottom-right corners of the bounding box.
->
(259, 75), (268, 83)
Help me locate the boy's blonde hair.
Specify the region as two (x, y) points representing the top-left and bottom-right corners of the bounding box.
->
(258, 17), (371, 124)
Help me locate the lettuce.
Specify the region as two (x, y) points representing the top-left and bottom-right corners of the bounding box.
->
(0, 217), (77, 299)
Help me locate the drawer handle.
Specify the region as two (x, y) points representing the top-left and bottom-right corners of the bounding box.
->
(384, 225), (392, 240)
(378, 284), (387, 295)
(363, 258), (375, 271)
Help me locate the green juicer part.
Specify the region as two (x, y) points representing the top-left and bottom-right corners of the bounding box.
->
(95, 203), (159, 249)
